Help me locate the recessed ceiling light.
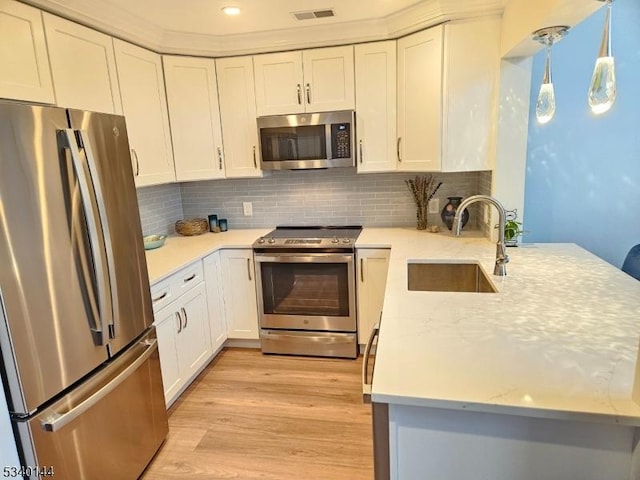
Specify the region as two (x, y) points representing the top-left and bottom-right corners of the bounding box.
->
(222, 6), (241, 16)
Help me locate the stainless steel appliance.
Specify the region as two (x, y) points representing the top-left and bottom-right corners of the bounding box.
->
(257, 110), (355, 170)
(0, 102), (168, 479)
(253, 226), (362, 358)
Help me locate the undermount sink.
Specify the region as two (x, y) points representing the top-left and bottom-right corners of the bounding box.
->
(407, 261), (497, 293)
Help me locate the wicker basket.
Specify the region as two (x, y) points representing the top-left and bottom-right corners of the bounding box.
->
(175, 218), (209, 236)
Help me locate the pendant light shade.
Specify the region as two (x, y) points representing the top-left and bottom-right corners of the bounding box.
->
(532, 26), (569, 124)
(536, 47), (556, 124)
(588, 1), (616, 114)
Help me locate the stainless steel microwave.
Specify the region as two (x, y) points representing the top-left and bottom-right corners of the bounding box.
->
(257, 110), (355, 170)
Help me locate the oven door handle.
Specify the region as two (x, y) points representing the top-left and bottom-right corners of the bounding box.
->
(254, 253), (354, 264)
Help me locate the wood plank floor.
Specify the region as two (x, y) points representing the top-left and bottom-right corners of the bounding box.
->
(142, 348), (373, 479)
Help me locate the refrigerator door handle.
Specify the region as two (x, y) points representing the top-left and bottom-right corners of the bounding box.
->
(76, 129), (119, 339)
(61, 129), (113, 345)
(40, 339), (158, 432)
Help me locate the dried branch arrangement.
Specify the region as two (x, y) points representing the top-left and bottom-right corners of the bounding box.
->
(405, 175), (442, 207)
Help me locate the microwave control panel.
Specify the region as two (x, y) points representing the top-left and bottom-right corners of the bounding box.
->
(331, 123), (351, 159)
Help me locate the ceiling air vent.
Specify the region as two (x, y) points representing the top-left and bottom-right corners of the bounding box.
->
(292, 9), (335, 21)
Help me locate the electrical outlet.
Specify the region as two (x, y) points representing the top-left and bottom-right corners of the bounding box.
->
(483, 205), (489, 224)
(243, 202), (253, 216)
(428, 198), (440, 214)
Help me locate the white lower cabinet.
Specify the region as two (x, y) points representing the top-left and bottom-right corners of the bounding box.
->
(219, 249), (260, 339)
(203, 251), (228, 352)
(356, 249), (390, 345)
(154, 280), (211, 406)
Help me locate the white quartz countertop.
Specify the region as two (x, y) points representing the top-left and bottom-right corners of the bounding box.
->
(361, 228), (640, 425)
(145, 229), (270, 284)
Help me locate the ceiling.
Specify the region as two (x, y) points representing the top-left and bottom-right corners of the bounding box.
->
(24, 0), (507, 56)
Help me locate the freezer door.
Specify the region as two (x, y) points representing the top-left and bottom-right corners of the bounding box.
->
(15, 328), (168, 480)
(0, 103), (109, 415)
(67, 110), (154, 356)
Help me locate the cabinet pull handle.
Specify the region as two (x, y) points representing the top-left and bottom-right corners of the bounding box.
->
(184, 273), (196, 283)
(296, 84), (302, 105)
(360, 258), (364, 282)
(181, 307), (188, 329)
(152, 291), (168, 303)
(305, 83), (311, 104)
(253, 146), (257, 168)
(131, 149), (140, 176)
(362, 322), (380, 403)
(217, 146), (223, 170)
(397, 137), (402, 163)
(359, 140), (363, 164)
(247, 258), (252, 281)
(175, 312), (182, 334)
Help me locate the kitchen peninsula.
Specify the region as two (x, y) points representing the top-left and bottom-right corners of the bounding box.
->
(357, 228), (640, 480)
(142, 227), (640, 479)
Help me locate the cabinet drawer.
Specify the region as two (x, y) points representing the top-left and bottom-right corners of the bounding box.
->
(150, 261), (204, 313)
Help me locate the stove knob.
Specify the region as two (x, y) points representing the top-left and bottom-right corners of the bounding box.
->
(268, 238), (276, 244)
(331, 237), (339, 244)
(342, 238), (351, 244)
(257, 238), (266, 244)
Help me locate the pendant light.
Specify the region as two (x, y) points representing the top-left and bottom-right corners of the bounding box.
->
(532, 26), (569, 124)
(588, 0), (616, 114)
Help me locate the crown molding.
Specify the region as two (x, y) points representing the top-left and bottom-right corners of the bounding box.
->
(23, 0), (506, 56)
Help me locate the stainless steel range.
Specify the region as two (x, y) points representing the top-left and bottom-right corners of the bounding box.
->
(253, 226), (362, 358)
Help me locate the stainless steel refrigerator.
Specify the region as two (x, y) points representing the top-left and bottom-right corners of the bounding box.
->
(0, 101), (168, 479)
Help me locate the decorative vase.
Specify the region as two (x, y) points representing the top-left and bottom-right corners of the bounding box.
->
(416, 203), (428, 230)
(441, 196), (469, 231)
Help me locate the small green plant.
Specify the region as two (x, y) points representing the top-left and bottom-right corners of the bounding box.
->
(504, 219), (525, 242)
(496, 209), (527, 245)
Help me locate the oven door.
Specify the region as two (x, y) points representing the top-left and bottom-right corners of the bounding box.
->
(254, 252), (356, 332)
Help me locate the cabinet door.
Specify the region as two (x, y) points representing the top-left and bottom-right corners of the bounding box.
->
(302, 46), (355, 112)
(163, 56), (226, 181)
(203, 252), (227, 353)
(356, 249), (390, 344)
(355, 41), (397, 173)
(253, 51), (304, 116)
(0, 1), (54, 104)
(113, 39), (175, 187)
(43, 13), (122, 114)
(441, 18), (500, 172)
(175, 283), (211, 379)
(397, 26), (443, 172)
(216, 56), (261, 178)
(154, 304), (182, 405)
(220, 249), (259, 340)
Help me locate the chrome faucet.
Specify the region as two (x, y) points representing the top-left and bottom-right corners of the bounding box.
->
(452, 195), (509, 276)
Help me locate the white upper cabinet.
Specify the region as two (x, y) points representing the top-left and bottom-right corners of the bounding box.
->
(442, 17), (500, 172)
(303, 46), (355, 113)
(0, 1), (54, 104)
(253, 51), (305, 116)
(113, 39), (175, 187)
(43, 13), (122, 114)
(397, 25), (443, 172)
(355, 41), (397, 173)
(216, 56), (261, 178)
(253, 46), (355, 116)
(397, 18), (500, 172)
(163, 55), (226, 182)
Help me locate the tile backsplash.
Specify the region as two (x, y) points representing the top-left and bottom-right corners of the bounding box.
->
(136, 183), (183, 236)
(177, 168), (492, 231)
